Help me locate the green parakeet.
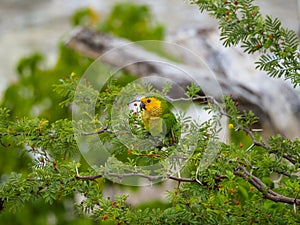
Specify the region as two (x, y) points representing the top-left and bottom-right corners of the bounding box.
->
(139, 96), (179, 144)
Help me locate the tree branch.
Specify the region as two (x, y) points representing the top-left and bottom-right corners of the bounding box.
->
(234, 166), (300, 205)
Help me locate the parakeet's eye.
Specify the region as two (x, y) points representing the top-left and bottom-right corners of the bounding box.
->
(147, 99), (151, 103)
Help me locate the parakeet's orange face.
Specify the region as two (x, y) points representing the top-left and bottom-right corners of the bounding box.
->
(140, 97), (162, 117)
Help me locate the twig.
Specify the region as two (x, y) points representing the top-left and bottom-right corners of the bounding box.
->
(169, 176), (196, 183)
(81, 125), (110, 136)
(283, 154), (296, 165)
(75, 174), (103, 181)
(272, 170), (291, 178)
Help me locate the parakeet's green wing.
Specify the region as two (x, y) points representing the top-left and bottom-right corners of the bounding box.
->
(162, 112), (175, 134)
(162, 111), (180, 143)
(158, 97), (179, 141)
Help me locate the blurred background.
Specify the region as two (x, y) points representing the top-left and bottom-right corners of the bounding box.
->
(0, 0), (299, 99)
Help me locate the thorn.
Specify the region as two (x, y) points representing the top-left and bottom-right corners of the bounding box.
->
(294, 193), (298, 214)
(76, 166), (79, 176)
(195, 166), (202, 185)
(251, 128), (263, 132)
(245, 143), (255, 152)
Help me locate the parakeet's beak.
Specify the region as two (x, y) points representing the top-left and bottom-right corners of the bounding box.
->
(140, 101), (145, 111)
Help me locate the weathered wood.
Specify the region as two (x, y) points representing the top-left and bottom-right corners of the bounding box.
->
(65, 27), (300, 138)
